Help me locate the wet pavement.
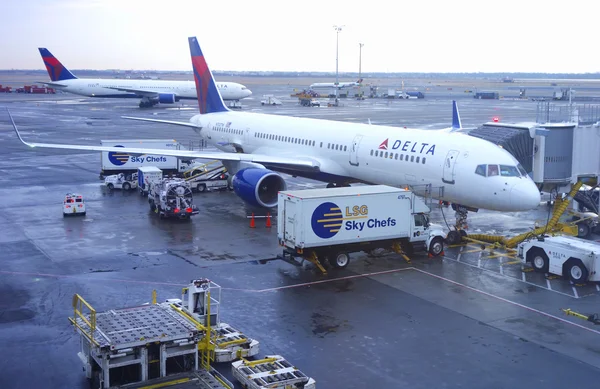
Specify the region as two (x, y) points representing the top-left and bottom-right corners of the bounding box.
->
(1, 93), (600, 388)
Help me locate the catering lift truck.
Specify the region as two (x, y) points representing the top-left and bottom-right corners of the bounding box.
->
(182, 161), (231, 193)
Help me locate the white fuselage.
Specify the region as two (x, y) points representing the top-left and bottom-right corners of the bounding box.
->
(52, 78), (252, 101)
(310, 82), (358, 89)
(190, 111), (540, 212)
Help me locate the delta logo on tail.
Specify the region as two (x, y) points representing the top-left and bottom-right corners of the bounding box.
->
(188, 37), (228, 115)
(38, 48), (76, 82)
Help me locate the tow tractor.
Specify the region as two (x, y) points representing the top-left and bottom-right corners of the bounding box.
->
(104, 172), (137, 191)
(518, 235), (600, 283)
(183, 161), (231, 193)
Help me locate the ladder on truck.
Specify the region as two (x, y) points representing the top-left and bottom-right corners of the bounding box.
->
(231, 355), (316, 389)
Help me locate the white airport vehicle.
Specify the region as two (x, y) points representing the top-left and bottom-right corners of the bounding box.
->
(300, 98), (320, 107)
(232, 355), (316, 389)
(104, 172), (137, 191)
(183, 161), (230, 192)
(148, 178), (199, 219)
(100, 139), (192, 178)
(166, 279), (260, 363)
(310, 78), (362, 89)
(277, 185), (446, 269)
(63, 193), (86, 216)
(38, 48), (252, 108)
(137, 166), (163, 195)
(261, 95), (282, 106)
(518, 235), (600, 283)
(12, 37), (541, 223)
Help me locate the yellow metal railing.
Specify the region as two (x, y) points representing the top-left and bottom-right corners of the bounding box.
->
(68, 294), (99, 347)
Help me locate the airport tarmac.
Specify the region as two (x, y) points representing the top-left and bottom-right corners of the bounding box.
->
(1, 93), (600, 388)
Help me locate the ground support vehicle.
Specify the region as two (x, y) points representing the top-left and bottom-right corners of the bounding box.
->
(518, 235), (600, 283)
(183, 161), (230, 193)
(277, 185), (446, 273)
(148, 178), (199, 219)
(104, 172), (137, 191)
(63, 193), (86, 217)
(137, 166), (163, 195)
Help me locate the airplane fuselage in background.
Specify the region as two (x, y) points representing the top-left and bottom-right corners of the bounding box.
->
(51, 78), (251, 101)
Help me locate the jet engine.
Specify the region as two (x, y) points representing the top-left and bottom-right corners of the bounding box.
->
(232, 168), (286, 208)
(158, 93), (177, 104)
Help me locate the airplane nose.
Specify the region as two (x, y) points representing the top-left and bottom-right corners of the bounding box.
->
(510, 180), (541, 211)
(245, 89), (253, 97)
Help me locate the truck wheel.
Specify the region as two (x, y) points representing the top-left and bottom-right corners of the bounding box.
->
(429, 237), (444, 256)
(123, 182), (131, 191)
(329, 252), (350, 269)
(577, 222), (591, 239)
(107, 183), (114, 190)
(197, 183), (207, 193)
(564, 258), (589, 283)
(528, 248), (549, 273)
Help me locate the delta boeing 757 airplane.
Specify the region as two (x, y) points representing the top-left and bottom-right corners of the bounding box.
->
(37, 48), (252, 108)
(10, 37), (540, 234)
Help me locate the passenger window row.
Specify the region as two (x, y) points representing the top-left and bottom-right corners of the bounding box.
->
(327, 143), (347, 152)
(216, 126), (243, 135)
(255, 132), (316, 146)
(370, 149), (426, 164)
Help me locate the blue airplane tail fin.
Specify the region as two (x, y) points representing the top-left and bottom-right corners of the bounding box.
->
(188, 37), (228, 115)
(451, 100), (462, 131)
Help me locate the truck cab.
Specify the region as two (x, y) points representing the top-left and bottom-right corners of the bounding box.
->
(63, 193), (86, 217)
(105, 172), (138, 191)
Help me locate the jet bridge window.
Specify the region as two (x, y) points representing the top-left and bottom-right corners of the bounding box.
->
(500, 165), (520, 177)
(475, 164), (486, 177)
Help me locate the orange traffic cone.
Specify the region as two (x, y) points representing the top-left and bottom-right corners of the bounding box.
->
(266, 212), (272, 228)
(249, 213), (256, 228)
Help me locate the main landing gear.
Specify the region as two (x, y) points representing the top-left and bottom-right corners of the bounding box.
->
(326, 182), (351, 188)
(139, 98), (157, 108)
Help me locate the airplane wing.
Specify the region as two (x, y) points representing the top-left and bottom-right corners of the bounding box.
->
(37, 81), (68, 88)
(105, 86), (165, 97)
(7, 109), (319, 170)
(122, 116), (201, 129)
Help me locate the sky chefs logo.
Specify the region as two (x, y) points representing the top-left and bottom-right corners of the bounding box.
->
(108, 145), (129, 166)
(311, 202), (343, 239)
(378, 138), (436, 155)
(311, 202), (397, 239)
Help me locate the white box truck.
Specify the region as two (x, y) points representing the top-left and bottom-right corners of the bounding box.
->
(277, 185), (447, 269)
(100, 139), (193, 178)
(137, 166), (163, 196)
(518, 235), (600, 283)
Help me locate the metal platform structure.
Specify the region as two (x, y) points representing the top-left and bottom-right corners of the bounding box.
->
(231, 355), (316, 389)
(69, 294), (233, 389)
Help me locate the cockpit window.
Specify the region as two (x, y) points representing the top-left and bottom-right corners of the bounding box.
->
(475, 164), (486, 177)
(500, 165), (520, 177)
(487, 164), (499, 176)
(517, 163), (528, 177)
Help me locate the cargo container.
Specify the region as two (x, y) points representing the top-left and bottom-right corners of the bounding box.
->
(100, 139), (192, 178)
(137, 166), (163, 195)
(277, 185), (446, 269)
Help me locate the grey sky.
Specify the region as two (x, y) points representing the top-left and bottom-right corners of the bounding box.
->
(1, 0), (598, 73)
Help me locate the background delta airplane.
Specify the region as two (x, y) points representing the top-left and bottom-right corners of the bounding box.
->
(11, 37), (540, 218)
(310, 78), (363, 89)
(37, 48), (252, 108)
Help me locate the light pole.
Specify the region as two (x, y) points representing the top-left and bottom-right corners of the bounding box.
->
(358, 43), (364, 81)
(333, 25), (344, 103)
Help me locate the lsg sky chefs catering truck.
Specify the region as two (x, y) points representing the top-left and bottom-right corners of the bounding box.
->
(277, 185), (447, 269)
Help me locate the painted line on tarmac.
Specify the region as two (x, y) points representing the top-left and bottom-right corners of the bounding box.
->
(411, 267), (600, 336)
(0, 270), (183, 286)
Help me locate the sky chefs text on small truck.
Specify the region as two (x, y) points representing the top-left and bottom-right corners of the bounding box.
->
(100, 139), (192, 178)
(518, 235), (600, 283)
(277, 185), (447, 269)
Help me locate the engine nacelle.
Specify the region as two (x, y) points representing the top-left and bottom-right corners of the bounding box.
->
(232, 168), (286, 208)
(158, 93), (177, 104)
